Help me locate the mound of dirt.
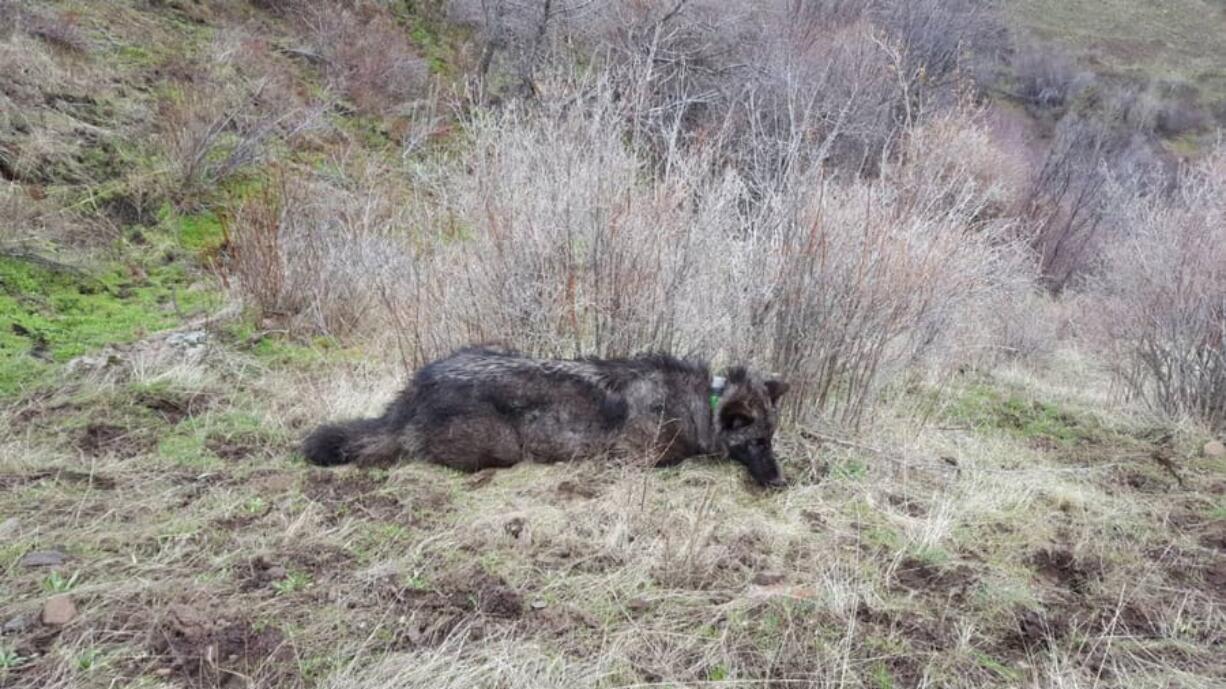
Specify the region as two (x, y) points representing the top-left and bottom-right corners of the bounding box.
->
(305, 470), (401, 522)
(381, 566), (524, 647)
(76, 422), (150, 458)
(148, 603), (295, 687)
(891, 557), (976, 601)
(1029, 548), (1098, 595)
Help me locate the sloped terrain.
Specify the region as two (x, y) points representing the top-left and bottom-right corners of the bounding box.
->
(2, 2), (1225, 688)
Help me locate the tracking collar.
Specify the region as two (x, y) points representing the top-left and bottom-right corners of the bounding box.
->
(709, 375), (726, 412)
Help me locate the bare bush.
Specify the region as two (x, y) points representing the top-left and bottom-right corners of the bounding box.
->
(155, 32), (321, 205)
(1089, 150), (1226, 430)
(291, 1), (429, 116)
(382, 89), (1035, 426)
(226, 165), (417, 336)
(1010, 46), (1091, 112)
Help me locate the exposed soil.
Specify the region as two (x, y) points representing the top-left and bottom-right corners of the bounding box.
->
(75, 422), (151, 459)
(206, 437), (258, 462)
(374, 565), (525, 648)
(304, 469), (402, 523)
(1006, 607), (1068, 652)
(137, 391), (211, 424)
(891, 557), (976, 601)
(0, 468), (116, 490)
(147, 602), (296, 687)
(1029, 548), (1098, 595)
(556, 478), (601, 500)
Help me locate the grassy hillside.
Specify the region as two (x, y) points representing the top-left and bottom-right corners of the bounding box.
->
(1008, 0), (1226, 143)
(2, 1), (1225, 688)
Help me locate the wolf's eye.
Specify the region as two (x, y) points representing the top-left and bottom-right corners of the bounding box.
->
(726, 414), (752, 431)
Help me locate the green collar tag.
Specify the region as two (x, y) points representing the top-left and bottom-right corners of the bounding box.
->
(709, 393), (721, 411)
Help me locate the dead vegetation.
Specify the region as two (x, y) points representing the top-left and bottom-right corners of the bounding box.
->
(1, 1), (1225, 688)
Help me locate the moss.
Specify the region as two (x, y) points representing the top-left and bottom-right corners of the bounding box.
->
(167, 207), (227, 253)
(0, 255), (219, 397)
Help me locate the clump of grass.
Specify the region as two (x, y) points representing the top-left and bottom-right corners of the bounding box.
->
(42, 569), (81, 593)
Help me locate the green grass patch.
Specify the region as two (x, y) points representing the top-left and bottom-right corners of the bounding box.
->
(945, 384), (1106, 445)
(0, 254), (218, 397)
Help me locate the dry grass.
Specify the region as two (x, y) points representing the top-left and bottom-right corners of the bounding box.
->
(4, 328), (1224, 689)
(4, 2), (1226, 688)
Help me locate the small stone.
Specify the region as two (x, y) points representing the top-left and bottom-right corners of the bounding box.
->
(627, 597), (651, 612)
(2, 614), (32, 635)
(42, 595), (77, 626)
(20, 549), (66, 568)
(153, 668), (173, 677)
(1204, 440), (1226, 458)
(530, 599), (548, 610)
(166, 330), (208, 348)
(0, 517), (18, 538)
(266, 566), (287, 580)
(752, 571), (785, 586)
(503, 517), (526, 540)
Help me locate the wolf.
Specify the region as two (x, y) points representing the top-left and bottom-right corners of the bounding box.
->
(302, 346), (790, 487)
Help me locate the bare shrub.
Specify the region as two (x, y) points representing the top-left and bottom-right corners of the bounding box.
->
(1089, 150), (1226, 430)
(226, 165), (417, 336)
(390, 89), (1035, 426)
(1010, 46), (1091, 112)
(155, 32), (321, 205)
(291, 1), (428, 116)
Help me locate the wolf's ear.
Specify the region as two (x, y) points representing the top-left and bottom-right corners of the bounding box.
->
(765, 380), (789, 404)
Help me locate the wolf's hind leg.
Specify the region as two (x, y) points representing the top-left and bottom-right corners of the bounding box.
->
(422, 419), (523, 472)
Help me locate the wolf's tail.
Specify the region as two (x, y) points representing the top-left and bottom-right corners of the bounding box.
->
(302, 417), (400, 467)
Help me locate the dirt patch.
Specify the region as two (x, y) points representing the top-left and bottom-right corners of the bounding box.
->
(378, 565), (524, 648)
(1005, 608), (1068, 653)
(886, 493), (927, 517)
(1117, 468), (1171, 494)
(0, 468), (116, 490)
(75, 423), (150, 458)
(1203, 561), (1226, 593)
(148, 603), (296, 687)
(1029, 548), (1098, 595)
(1197, 521), (1226, 552)
(556, 479), (601, 500)
(305, 470), (401, 522)
(239, 547), (353, 592)
(891, 557), (976, 601)
(206, 437), (258, 462)
(137, 391), (211, 424)
(855, 602), (952, 652)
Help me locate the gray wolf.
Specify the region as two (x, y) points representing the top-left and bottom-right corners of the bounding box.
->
(302, 346), (789, 487)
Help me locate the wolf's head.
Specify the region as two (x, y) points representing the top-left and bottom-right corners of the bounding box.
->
(712, 368), (789, 488)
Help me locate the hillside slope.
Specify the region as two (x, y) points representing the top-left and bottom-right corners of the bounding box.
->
(2, 2), (1225, 688)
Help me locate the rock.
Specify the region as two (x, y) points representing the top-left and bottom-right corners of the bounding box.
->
(1204, 440), (1226, 458)
(2, 614), (32, 635)
(752, 571), (785, 586)
(627, 597), (652, 612)
(530, 599), (548, 610)
(42, 595), (77, 626)
(166, 330), (208, 348)
(265, 566), (287, 580)
(20, 549), (66, 568)
(503, 517), (526, 540)
(65, 349), (126, 375)
(0, 517), (18, 538)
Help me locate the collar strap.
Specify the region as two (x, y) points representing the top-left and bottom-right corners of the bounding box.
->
(709, 376), (726, 412)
